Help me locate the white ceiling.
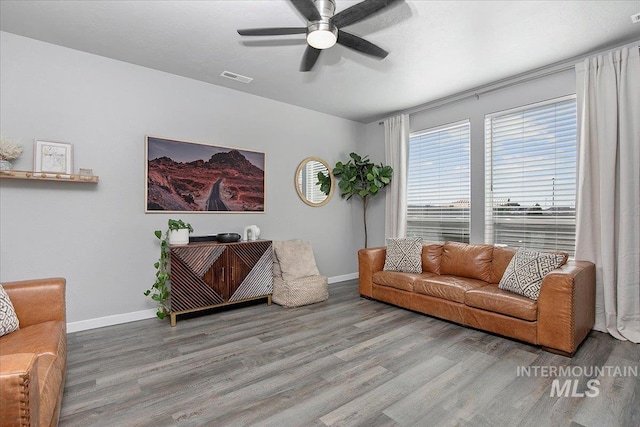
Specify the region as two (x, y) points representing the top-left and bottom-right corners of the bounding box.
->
(1, 1), (639, 123)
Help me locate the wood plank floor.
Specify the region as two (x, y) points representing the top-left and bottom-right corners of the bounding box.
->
(61, 280), (640, 427)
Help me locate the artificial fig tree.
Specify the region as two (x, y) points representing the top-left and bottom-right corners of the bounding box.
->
(318, 152), (392, 248)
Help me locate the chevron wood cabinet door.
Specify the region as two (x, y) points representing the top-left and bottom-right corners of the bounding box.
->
(168, 240), (273, 326)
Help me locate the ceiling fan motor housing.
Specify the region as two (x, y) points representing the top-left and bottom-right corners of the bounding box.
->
(312, 0), (336, 18)
(307, 0), (338, 49)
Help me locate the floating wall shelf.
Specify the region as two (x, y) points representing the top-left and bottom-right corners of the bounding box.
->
(0, 170), (99, 183)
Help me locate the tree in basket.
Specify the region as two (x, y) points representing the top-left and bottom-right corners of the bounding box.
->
(318, 152), (392, 248)
(144, 219), (193, 319)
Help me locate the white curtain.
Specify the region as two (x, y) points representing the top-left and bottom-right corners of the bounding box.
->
(575, 46), (640, 342)
(384, 114), (409, 239)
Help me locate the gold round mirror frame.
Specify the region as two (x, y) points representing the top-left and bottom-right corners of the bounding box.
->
(294, 157), (335, 207)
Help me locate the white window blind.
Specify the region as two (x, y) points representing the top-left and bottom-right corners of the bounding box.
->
(297, 161), (326, 204)
(485, 95), (577, 255)
(407, 120), (470, 243)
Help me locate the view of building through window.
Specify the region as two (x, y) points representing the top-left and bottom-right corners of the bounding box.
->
(406, 95), (577, 256)
(407, 120), (470, 243)
(485, 95), (577, 255)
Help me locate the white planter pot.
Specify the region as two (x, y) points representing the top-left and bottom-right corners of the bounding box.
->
(168, 229), (189, 245)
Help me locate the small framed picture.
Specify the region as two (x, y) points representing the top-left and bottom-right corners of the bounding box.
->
(34, 140), (73, 174)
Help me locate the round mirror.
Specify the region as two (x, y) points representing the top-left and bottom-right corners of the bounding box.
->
(295, 157), (334, 207)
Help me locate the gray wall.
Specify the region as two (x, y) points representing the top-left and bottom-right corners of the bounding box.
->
(358, 123), (387, 249)
(362, 68), (576, 246)
(0, 32), (362, 330)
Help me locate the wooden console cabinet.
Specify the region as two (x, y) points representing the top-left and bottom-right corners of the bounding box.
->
(169, 240), (273, 326)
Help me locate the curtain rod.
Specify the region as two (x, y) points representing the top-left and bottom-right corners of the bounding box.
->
(378, 63), (573, 125)
(378, 39), (640, 125)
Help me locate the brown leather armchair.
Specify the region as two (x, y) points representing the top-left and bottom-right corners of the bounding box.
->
(0, 278), (67, 427)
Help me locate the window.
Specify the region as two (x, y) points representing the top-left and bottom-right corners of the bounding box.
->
(298, 160), (326, 204)
(485, 95), (577, 255)
(407, 120), (470, 243)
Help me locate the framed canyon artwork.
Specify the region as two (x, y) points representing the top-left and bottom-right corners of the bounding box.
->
(145, 136), (265, 213)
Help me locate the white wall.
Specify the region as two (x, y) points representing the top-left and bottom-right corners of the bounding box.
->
(362, 68), (576, 246)
(0, 32), (362, 329)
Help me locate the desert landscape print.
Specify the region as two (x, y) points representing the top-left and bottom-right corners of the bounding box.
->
(146, 136), (265, 212)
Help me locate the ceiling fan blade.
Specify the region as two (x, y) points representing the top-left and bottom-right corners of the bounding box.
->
(301, 45), (322, 72)
(238, 27), (307, 36)
(289, 0), (321, 22)
(337, 30), (388, 59)
(331, 0), (401, 28)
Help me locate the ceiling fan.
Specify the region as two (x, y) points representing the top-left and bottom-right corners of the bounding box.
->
(237, 0), (401, 71)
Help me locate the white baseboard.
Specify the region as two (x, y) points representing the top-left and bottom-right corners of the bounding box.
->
(328, 272), (358, 284)
(67, 309), (157, 333)
(66, 273), (359, 333)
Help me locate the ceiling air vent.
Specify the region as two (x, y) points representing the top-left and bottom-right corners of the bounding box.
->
(220, 71), (253, 84)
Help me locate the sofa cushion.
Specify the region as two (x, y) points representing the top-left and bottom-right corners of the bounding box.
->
(498, 247), (566, 300)
(0, 284), (19, 337)
(490, 246), (517, 283)
(413, 275), (489, 304)
(465, 283), (538, 321)
(440, 241), (494, 282)
(373, 271), (432, 292)
(0, 321), (66, 358)
(421, 243), (443, 274)
(383, 237), (423, 273)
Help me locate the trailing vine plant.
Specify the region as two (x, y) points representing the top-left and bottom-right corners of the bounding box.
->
(144, 219), (193, 319)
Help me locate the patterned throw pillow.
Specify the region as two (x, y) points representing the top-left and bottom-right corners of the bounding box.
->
(498, 248), (565, 300)
(383, 237), (423, 273)
(0, 284), (20, 337)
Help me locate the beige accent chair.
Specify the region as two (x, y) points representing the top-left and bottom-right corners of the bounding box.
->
(272, 240), (328, 307)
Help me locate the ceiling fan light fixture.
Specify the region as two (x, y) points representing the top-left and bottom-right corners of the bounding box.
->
(306, 22), (338, 49)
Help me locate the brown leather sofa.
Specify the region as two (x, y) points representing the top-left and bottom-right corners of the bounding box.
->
(358, 242), (596, 356)
(0, 278), (67, 427)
